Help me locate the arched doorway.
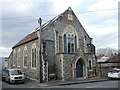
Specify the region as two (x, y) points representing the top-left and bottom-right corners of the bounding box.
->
(76, 59), (83, 78)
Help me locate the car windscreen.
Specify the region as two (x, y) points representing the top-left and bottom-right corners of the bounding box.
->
(110, 70), (120, 73)
(10, 70), (22, 75)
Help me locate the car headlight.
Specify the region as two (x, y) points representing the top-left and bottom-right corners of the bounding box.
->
(22, 75), (25, 79)
(10, 76), (14, 80)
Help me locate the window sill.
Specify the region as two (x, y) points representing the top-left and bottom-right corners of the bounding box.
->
(23, 66), (27, 68)
(88, 69), (93, 71)
(31, 67), (37, 70)
(57, 52), (76, 54)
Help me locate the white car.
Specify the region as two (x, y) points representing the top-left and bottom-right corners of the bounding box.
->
(108, 69), (120, 79)
(4, 69), (25, 83)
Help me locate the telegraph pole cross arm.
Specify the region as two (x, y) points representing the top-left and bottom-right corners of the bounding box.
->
(38, 18), (42, 27)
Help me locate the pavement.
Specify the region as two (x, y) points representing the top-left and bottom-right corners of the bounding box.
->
(36, 76), (109, 87)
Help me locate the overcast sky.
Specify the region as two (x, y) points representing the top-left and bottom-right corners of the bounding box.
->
(0, 0), (119, 57)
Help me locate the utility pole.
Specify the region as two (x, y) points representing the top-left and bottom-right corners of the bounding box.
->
(38, 18), (42, 83)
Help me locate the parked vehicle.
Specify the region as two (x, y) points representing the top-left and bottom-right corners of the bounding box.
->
(4, 69), (25, 83)
(108, 68), (120, 79)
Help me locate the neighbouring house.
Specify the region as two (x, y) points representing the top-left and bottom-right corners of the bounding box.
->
(97, 53), (120, 77)
(97, 55), (109, 62)
(8, 7), (96, 82)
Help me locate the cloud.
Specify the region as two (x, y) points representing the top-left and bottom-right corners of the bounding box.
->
(0, 47), (12, 57)
(92, 31), (118, 49)
(88, 0), (118, 11)
(86, 26), (117, 36)
(1, 0), (119, 57)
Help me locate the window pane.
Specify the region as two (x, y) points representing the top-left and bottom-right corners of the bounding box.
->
(74, 36), (77, 52)
(34, 49), (36, 67)
(89, 60), (92, 70)
(24, 50), (27, 67)
(32, 49), (34, 67)
(64, 34), (67, 52)
(71, 43), (74, 53)
(32, 48), (37, 68)
(68, 43), (70, 52)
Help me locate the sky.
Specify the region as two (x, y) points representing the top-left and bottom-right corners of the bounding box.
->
(0, 0), (119, 57)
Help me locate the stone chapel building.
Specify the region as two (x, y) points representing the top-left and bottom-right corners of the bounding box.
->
(8, 7), (96, 82)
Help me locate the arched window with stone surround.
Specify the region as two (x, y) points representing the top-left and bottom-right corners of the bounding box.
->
(63, 25), (78, 53)
(31, 43), (37, 68)
(88, 59), (92, 70)
(17, 48), (21, 67)
(23, 46), (28, 67)
(12, 49), (16, 67)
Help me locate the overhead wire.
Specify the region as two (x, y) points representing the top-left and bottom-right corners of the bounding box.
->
(1, 8), (118, 20)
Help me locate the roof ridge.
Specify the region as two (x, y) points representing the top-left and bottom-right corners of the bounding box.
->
(36, 12), (64, 31)
(12, 7), (74, 48)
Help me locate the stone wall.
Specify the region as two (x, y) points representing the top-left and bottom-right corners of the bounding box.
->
(55, 54), (63, 80)
(8, 7), (97, 81)
(62, 54), (75, 80)
(12, 39), (40, 80)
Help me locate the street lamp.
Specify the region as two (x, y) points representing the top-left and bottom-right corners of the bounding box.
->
(38, 18), (42, 83)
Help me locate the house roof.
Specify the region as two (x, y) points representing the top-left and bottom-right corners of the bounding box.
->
(97, 55), (104, 59)
(12, 31), (38, 48)
(12, 7), (90, 48)
(105, 53), (120, 63)
(12, 7), (70, 48)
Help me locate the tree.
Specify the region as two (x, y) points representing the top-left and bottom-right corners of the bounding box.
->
(96, 48), (118, 57)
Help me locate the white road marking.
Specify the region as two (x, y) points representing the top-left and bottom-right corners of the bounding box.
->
(86, 85), (102, 88)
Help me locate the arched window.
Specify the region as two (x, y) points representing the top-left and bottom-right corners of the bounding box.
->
(63, 26), (77, 53)
(71, 35), (74, 52)
(31, 44), (37, 68)
(13, 49), (16, 66)
(74, 36), (77, 52)
(23, 46), (28, 67)
(88, 59), (92, 70)
(64, 34), (67, 52)
(68, 34), (71, 52)
(17, 48), (21, 67)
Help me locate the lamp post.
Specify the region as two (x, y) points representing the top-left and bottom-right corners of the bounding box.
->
(38, 18), (42, 83)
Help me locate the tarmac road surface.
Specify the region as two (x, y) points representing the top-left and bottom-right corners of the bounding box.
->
(47, 80), (119, 88)
(1, 79), (120, 89)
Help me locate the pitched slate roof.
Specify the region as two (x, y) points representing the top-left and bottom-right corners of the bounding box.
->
(12, 8), (68, 48)
(12, 7), (90, 48)
(12, 31), (38, 48)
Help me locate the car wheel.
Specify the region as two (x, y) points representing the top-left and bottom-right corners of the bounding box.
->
(8, 78), (10, 84)
(5, 78), (7, 83)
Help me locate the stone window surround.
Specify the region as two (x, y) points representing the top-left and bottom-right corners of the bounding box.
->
(31, 43), (37, 69)
(88, 58), (92, 71)
(23, 46), (28, 68)
(13, 49), (16, 66)
(54, 29), (59, 54)
(68, 14), (73, 20)
(62, 25), (78, 53)
(17, 48), (21, 67)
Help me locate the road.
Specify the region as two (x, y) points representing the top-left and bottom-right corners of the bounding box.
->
(1, 79), (120, 88)
(49, 80), (119, 88)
